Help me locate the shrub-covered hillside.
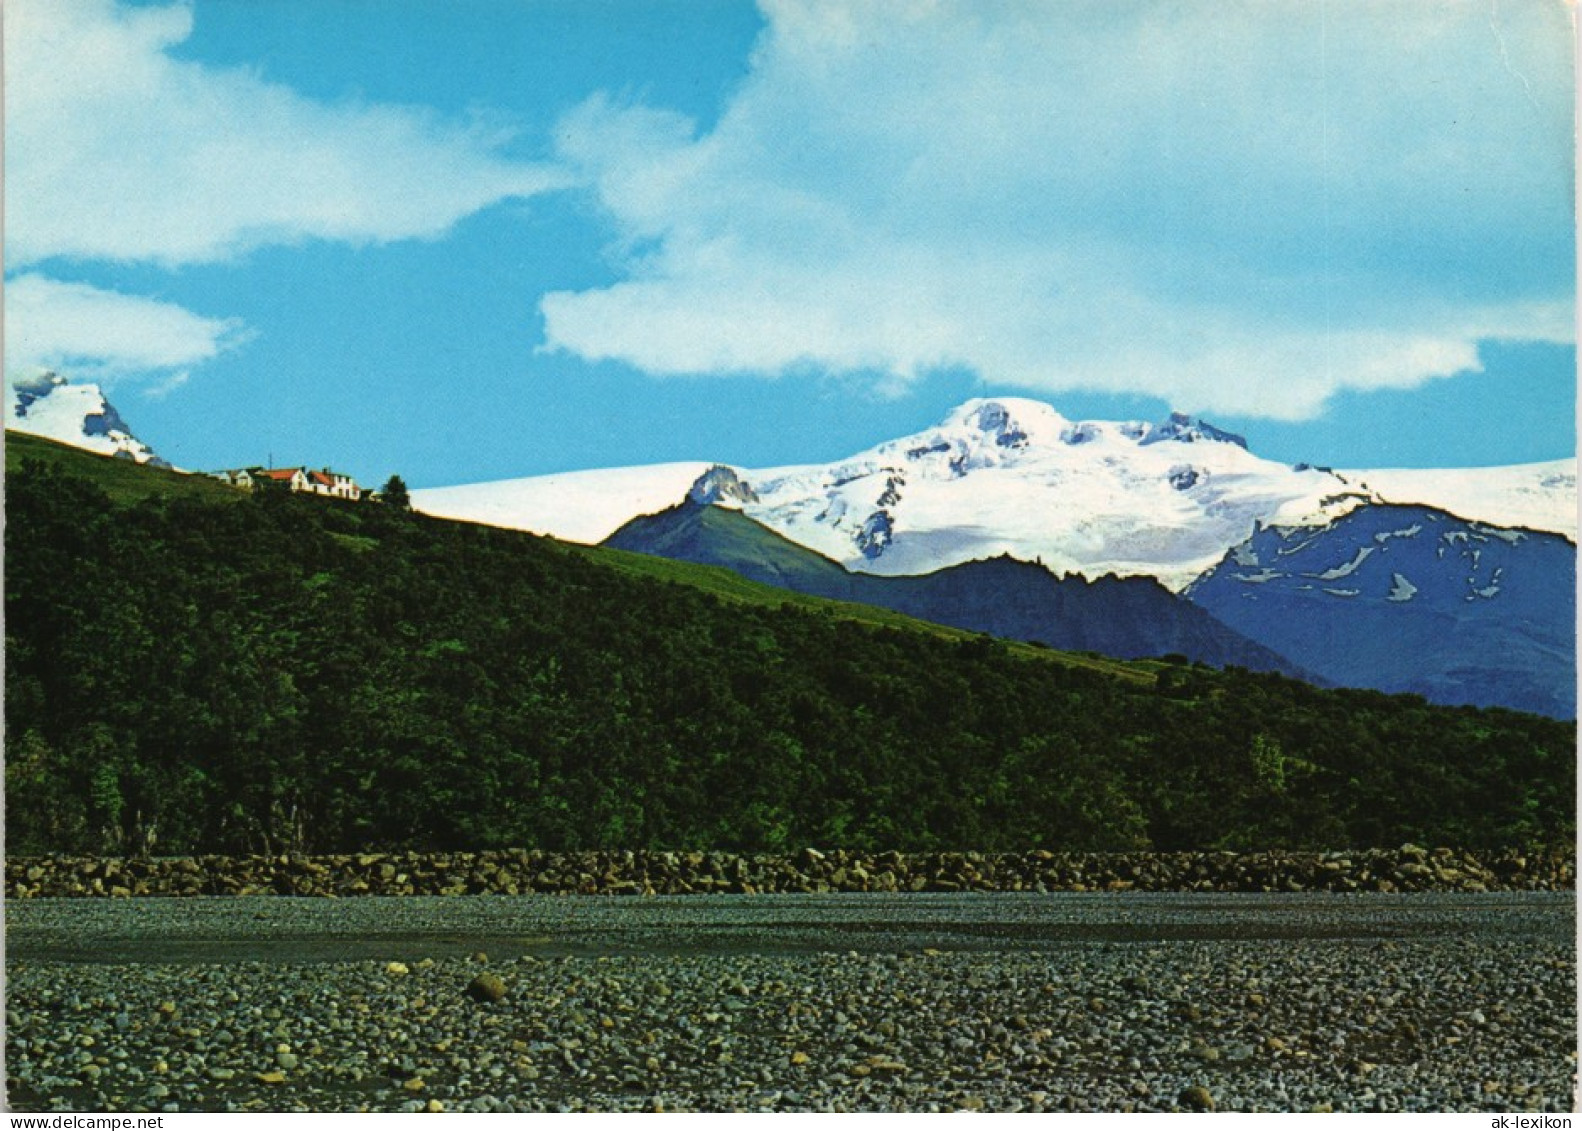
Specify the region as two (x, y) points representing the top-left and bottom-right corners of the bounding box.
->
(5, 438), (1574, 855)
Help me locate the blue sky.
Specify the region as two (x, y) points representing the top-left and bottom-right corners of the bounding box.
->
(4, 0), (1575, 488)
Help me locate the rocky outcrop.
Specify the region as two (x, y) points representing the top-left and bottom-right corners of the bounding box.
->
(688, 465), (759, 506)
(5, 845), (1571, 899)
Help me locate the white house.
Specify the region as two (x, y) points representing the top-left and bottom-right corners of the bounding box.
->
(213, 466), (362, 500)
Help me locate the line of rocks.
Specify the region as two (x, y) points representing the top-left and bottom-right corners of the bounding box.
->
(7, 845), (1572, 899)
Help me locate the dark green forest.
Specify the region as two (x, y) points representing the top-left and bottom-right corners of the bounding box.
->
(5, 434), (1574, 855)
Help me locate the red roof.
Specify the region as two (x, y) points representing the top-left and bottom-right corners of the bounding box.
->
(260, 468), (301, 482)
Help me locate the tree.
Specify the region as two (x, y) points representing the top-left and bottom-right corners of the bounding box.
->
(381, 475), (412, 510)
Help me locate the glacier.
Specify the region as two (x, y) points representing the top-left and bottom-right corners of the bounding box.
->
(414, 396), (1576, 592)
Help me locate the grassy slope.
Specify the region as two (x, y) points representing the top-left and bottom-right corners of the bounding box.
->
(608, 502), (860, 593)
(5, 431), (242, 507)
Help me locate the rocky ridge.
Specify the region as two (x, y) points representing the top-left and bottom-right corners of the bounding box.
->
(8, 846), (1572, 900)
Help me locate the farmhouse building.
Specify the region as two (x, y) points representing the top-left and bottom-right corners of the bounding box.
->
(214, 466), (363, 500)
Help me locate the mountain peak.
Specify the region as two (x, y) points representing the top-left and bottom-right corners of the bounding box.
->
(934, 397), (1250, 453)
(939, 397), (1070, 445)
(688, 464), (759, 507)
(1141, 412), (1248, 449)
(12, 368), (69, 399)
(5, 370), (169, 467)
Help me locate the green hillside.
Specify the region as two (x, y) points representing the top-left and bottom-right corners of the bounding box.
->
(581, 542), (1152, 683)
(4, 431), (1147, 683)
(4, 437), (1573, 856)
(5, 430), (242, 506)
(606, 501), (859, 592)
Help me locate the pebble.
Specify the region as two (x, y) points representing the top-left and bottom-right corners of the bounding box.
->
(5, 893), (1573, 1113)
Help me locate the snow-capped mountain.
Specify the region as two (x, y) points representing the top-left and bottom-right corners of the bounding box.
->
(720, 401), (1368, 590)
(1186, 503), (1576, 717)
(5, 371), (169, 467)
(415, 397), (1576, 591)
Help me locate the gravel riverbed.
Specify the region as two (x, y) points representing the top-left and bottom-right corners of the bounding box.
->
(6, 893), (1575, 1113)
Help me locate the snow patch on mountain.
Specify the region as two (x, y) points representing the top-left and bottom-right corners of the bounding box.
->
(1234, 568), (1282, 584)
(1387, 572), (1418, 602)
(1311, 546), (1374, 581)
(1375, 524), (1424, 544)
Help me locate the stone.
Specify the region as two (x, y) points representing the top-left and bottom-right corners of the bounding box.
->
(1178, 1086), (1215, 1112)
(466, 973), (507, 1003)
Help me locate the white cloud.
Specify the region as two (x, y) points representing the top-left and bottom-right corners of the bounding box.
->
(3, 0), (571, 393)
(542, 0), (1576, 419)
(4, 0), (570, 268)
(4, 274), (248, 383)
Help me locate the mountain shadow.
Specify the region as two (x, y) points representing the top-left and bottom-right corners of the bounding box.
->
(606, 500), (1309, 676)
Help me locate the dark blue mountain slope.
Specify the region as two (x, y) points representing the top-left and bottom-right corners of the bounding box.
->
(1185, 504), (1575, 718)
(606, 500), (1308, 675)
